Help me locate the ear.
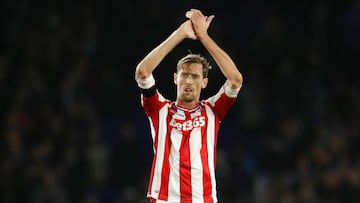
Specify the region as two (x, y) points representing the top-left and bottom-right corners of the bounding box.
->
(173, 72), (178, 85)
(201, 78), (208, 89)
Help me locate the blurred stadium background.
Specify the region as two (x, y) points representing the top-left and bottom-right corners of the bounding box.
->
(0, 0), (359, 202)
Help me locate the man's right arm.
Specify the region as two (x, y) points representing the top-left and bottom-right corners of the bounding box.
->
(135, 20), (197, 82)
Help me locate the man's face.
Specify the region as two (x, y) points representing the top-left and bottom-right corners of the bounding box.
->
(174, 63), (208, 103)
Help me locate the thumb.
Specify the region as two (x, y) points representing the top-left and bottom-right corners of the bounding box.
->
(206, 15), (215, 24)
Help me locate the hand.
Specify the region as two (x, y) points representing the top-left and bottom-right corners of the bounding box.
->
(178, 20), (198, 40)
(185, 9), (215, 39)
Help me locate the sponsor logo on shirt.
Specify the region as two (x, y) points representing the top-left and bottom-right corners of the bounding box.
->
(170, 116), (205, 131)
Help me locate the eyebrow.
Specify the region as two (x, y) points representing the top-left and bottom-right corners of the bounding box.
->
(181, 72), (200, 77)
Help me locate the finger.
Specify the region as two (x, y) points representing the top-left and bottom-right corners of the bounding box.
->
(206, 15), (215, 23)
(185, 11), (193, 18)
(190, 8), (201, 13)
(190, 9), (203, 17)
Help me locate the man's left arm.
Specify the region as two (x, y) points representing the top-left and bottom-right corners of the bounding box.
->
(188, 9), (243, 90)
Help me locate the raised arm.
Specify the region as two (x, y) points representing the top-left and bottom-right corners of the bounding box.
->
(135, 20), (197, 82)
(187, 9), (243, 90)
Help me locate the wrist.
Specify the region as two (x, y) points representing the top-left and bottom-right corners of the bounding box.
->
(174, 29), (187, 40)
(198, 33), (210, 41)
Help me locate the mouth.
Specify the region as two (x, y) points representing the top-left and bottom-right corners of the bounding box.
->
(184, 87), (193, 93)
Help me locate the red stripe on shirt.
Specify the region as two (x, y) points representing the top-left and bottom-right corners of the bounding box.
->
(213, 116), (220, 169)
(180, 113), (192, 203)
(158, 109), (174, 200)
(147, 98), (161, 196)
(200, 112), (212, 201)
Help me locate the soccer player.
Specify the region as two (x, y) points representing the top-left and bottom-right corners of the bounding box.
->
(135, 9), (243, 203)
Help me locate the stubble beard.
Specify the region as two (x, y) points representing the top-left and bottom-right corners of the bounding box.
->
(180, 92), (196, 103)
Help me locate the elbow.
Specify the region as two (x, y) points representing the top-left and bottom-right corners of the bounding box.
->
(135, 64), (150, 81)
(230, 72), (243, 89)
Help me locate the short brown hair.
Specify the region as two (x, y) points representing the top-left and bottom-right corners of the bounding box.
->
(176, 54), (212, 78)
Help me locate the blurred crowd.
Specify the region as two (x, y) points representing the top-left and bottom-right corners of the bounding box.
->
(0, 0), (359, 203)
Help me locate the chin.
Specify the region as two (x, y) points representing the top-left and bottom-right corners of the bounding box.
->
(180, 96), (195, 103)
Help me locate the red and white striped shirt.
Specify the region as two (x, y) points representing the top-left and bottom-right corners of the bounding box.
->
(138, 76), (240, 203)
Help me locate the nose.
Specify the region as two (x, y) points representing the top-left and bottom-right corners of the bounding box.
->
(185, 77), (192, 84)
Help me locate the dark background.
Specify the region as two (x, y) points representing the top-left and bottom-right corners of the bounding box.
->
(0, 0), (359, 202)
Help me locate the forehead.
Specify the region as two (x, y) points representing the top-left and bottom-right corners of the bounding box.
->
(179, 63), (203, 74)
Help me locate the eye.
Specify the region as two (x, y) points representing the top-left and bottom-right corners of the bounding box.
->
(192, 74), (200, 79)
(181, 73), (189, 78)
